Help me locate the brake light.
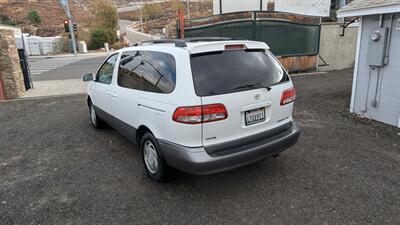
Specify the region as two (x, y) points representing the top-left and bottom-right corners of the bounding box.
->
(225, 44), (246, 50)
(173, 104), (228, 124)
(280, 88), (296, 106)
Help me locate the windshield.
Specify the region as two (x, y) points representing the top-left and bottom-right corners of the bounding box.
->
(190, 49), (289, 96)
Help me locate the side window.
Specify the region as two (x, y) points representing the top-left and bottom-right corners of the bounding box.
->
(117, 51), (176, 93)
(118, 51), (142, 90)
(96, 53), (118, 85)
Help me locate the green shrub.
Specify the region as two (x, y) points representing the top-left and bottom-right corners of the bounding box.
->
(90, 28), (115, 49)
(27, 10), (41, 26)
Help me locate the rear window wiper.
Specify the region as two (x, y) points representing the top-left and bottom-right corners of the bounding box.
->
(231, 83), (272, 91)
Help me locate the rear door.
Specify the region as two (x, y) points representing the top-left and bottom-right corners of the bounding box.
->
(190, 49), (294, 147)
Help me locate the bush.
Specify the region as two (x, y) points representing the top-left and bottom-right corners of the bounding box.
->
(0, 14), (16, 26)
(27, 10), (41, 26)
(90, 28), (115, 49)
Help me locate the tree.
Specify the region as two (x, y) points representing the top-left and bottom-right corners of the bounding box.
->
(27, 10), (41, 26)
(89, 0), (118, 49)
(91, 0), (118, 31)
(143, 3), (162, 21)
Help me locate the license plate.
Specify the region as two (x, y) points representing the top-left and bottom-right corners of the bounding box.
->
(245, 107), (266, 126)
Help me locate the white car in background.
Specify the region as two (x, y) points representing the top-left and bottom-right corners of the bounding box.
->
(82, 38), (300, 182)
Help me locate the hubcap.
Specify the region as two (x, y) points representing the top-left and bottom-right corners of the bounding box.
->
(90, 105), (97, 125)
(143, 141), (158, 174)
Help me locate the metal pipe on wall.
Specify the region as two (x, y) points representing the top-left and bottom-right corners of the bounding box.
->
(379, 14), (384, 27)
(362, 67), (373, 112)
(384, 13), (394, 65)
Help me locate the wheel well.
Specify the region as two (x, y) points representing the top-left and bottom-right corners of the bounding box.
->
(87, 96), (92, 107)
(136, 125), (153, 145)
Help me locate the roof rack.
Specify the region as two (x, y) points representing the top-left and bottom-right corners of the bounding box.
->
(134, 39), (187, 47)
(184, 37), (247, 42)
(133, 37), (247, 48)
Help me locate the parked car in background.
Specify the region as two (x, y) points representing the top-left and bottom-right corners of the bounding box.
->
(82, 38), (300, 182)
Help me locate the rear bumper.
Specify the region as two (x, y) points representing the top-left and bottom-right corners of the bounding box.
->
(159, 122), (300, 175)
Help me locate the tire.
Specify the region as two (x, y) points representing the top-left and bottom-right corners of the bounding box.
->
(89, 102), (105, 129)
(141, 132), (171, 182)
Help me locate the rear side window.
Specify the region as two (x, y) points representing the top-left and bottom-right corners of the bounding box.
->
(118, 51), (176, 93)
(190, 50), (289, 96)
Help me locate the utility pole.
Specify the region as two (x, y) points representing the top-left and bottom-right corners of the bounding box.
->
(186, 0), (190, 19)
(178, 9), (185, 39)
(139, 1), (143, 32)
(59, 0), (77, 55)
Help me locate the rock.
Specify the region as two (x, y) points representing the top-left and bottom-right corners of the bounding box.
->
(0, 29), (26, 99)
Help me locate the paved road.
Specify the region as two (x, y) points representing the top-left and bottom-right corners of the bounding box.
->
(1, 69), (400, 224)
(118, 20), (151, 44)
(29, 57), (90, 76)
(25, 54), (109, 97)
(23, 22), (150, 97)
(29, 54), (108, 81)
(28, 20), (150, 81)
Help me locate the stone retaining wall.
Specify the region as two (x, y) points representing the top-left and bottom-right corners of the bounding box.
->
(0, 29), (25, 99)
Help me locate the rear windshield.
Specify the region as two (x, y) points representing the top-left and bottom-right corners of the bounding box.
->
(190, 49), (289, 96)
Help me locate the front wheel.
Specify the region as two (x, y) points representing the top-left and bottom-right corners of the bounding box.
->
(89, 102), (104, 129)
(141, 132), (172, 182)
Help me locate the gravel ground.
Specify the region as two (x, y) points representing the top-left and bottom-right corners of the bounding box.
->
(1, 68), (399, 225)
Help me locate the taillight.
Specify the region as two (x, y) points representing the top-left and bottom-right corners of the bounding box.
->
(173, 104), (228, 124)
(172, 106), (202, 124)
(202, 104), (228, 123)
(280, 88), (296, 106)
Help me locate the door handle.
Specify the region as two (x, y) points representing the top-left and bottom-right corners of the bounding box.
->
(111, 92), (117, 98)
(105, 90), (110, 96)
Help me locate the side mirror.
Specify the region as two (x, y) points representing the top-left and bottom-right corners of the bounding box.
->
(82, 73), (94, 82)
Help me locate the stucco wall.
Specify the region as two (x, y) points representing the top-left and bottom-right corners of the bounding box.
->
(0, 29), (25, 99)
(352, 13), (400, 127)
(319, 22), (358, 71)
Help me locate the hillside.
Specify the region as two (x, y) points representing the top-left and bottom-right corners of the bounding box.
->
(0, 0), (128, 36)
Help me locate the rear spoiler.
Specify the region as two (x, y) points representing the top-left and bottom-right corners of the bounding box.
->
(188, 41), (270, 54)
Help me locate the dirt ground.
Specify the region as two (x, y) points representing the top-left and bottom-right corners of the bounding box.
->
(1, 68), (399, 225)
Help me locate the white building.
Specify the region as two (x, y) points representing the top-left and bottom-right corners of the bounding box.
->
(337, 0), (400, 127)
(213, 0), (331, 17)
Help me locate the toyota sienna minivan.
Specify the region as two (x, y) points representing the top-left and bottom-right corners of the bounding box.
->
(82, 38), (300, 182)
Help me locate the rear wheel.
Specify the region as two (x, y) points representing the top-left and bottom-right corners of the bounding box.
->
(89, 102), (104, 129)
(141, 132), (171, 182)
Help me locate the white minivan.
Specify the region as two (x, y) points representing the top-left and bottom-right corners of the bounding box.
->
(83, 38), (300, 182)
